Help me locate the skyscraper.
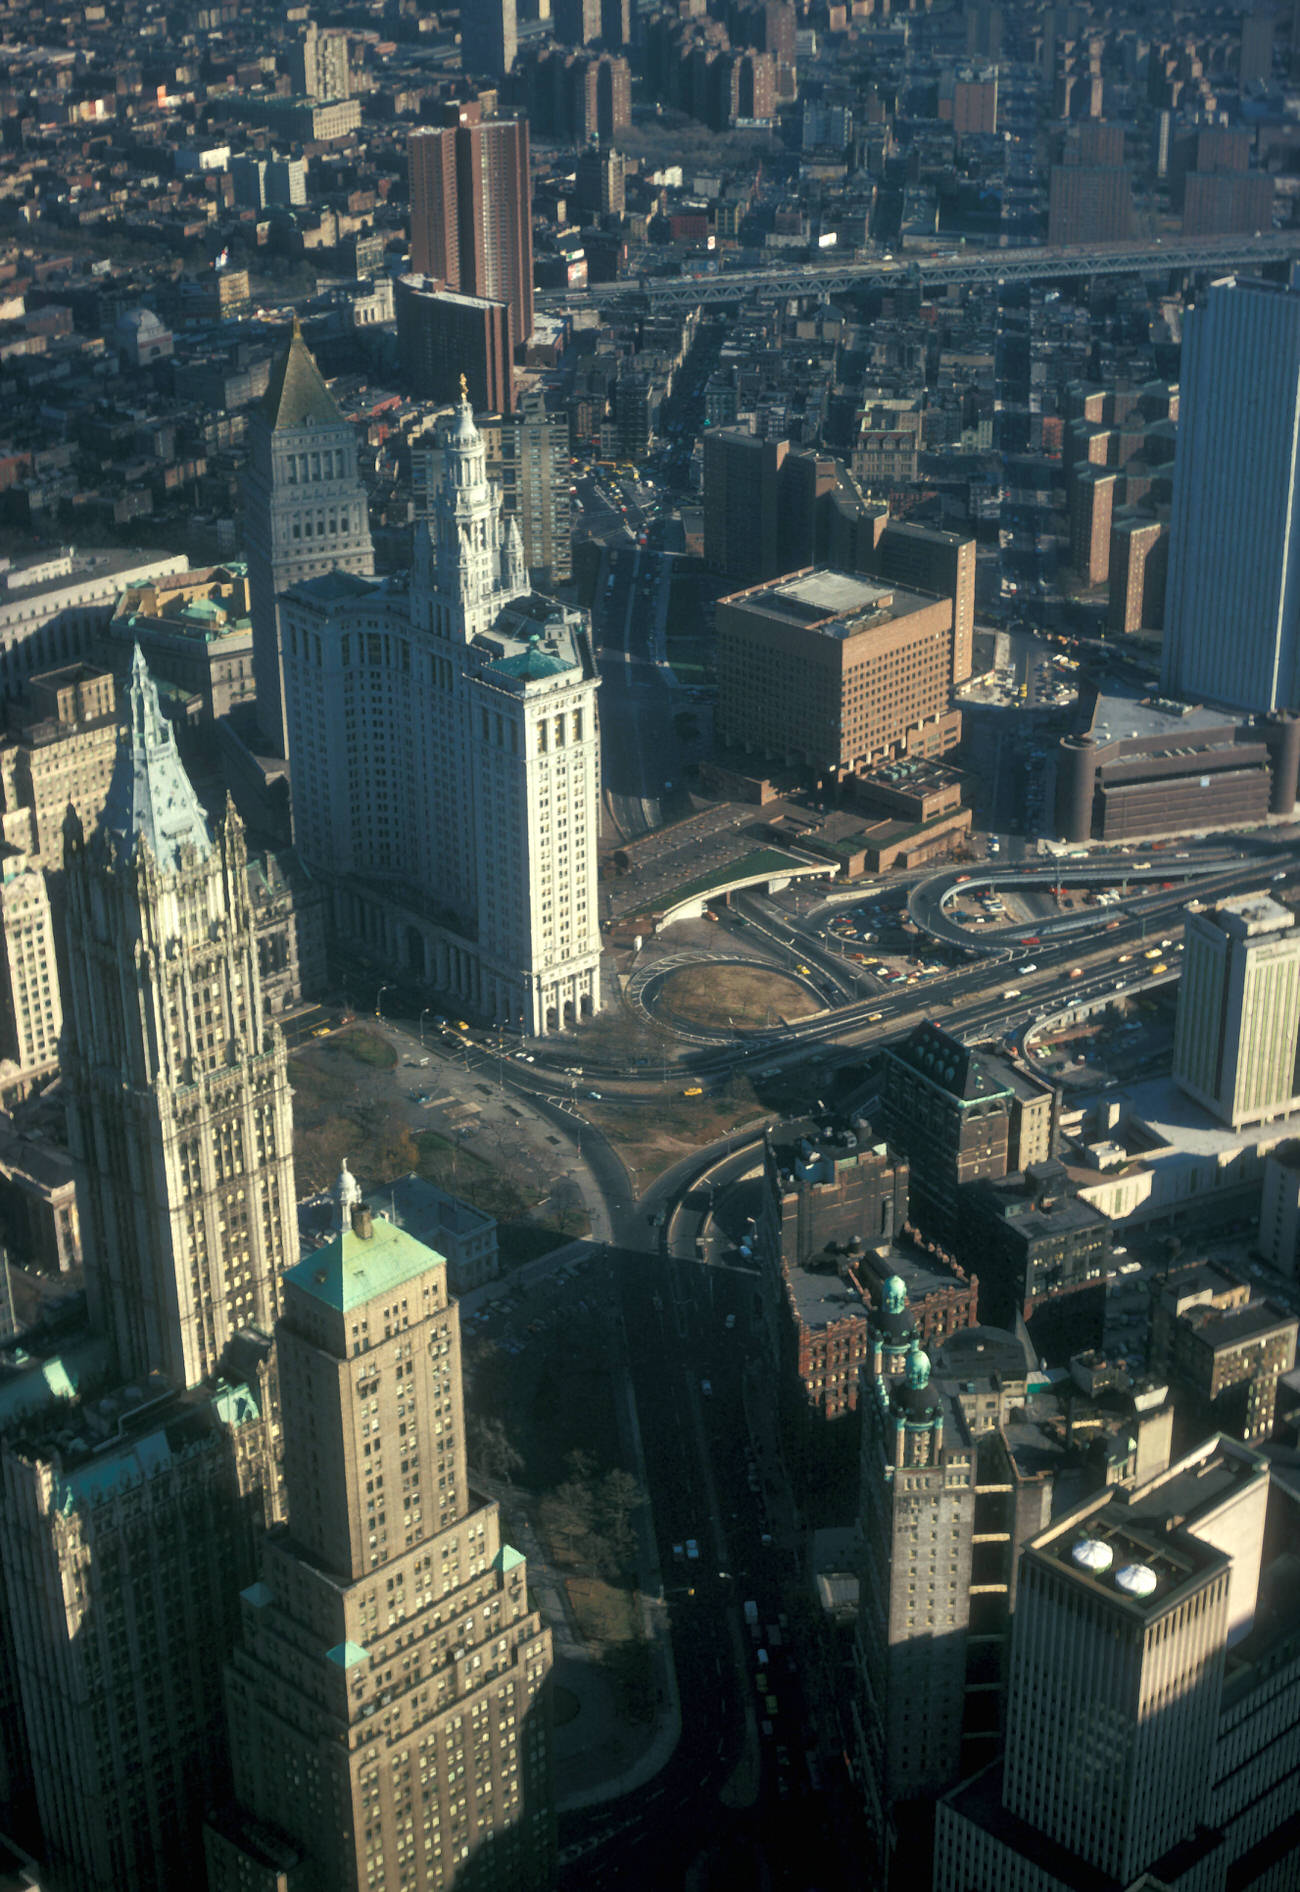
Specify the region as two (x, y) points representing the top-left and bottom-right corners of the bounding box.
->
(0, 655), (289, 1892)
(62, 649), (299, 1390)
(1, 1358), (283, 1892)
(1163, 277), (1300, 712)
(1172, 892), (1300, 1128)
(279, 386), (601, 1037)
(460, 0), (518, 79)
(495, 388), (573, 589)
(853, 1333), (975, 1865)
(242, 322), (375, 759)
(408, 109), (534, 357)
(934, 1435), (1300, 1891)
(206, 1189), (555, 1892)
(395, 275), (515, 414)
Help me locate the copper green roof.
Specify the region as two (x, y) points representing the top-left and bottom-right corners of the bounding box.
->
(260, 322), (345, 431)
(285, 1214), (445, 1314)
(326, 1641), (369, 1669)
(488, 645), (572, 680)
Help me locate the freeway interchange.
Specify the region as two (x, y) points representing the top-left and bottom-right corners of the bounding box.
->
(403, 840), (1300, 1890)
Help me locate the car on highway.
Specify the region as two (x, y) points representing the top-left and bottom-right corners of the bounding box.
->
(795, 964), (811, 976)
(1018, 962), (1038, 974)
(683, 1085), (703, 1097)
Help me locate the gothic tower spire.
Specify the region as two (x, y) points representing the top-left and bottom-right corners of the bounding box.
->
(63, 654), (298, 1389)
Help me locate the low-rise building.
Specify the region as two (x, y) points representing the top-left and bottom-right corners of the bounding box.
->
(378, 1173), (499, 1295)
(0, 1114), (80, 1274)
(960, 1159), (1111, 1347)
(107, 564), (256, 722)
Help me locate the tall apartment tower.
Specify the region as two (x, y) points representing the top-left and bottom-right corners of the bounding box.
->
(496, 389), (572, 588)
(1173, 892), (1300, 1129)
(554, 0), (602, 41)
(293, 20), (352, 100)
(934, 1435), (1296, 1891)
(460, 0), (518, 79)
(62, 649), (299, 1390)
(205, 1196), (556, 1892)
(1163, 277), (1300, 713)
(852, 1330), (975, 1870)
(242, 322), (375, 759)
(408, 110), (534, 358)
(280, 387), (602, 1037)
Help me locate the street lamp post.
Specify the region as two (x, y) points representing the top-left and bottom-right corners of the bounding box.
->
(376, 983), (393, 1024)
(419, 1007), (433, 1047)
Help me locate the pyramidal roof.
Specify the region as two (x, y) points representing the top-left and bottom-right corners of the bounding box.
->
(260, 317), (346, 431)
(100, 647), (213, 874)
(285, 1215), (445, 1314)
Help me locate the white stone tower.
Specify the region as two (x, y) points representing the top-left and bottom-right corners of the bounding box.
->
(415, 376), (527, 644)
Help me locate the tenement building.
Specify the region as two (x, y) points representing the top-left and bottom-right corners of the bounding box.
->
(280, 382), (601, 1037)
(206, 1188), (556, 1892)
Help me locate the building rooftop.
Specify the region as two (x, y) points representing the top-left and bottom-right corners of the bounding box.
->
(890, 1020), (1014, 1104)
(289, 570), (381, 605)
(728, 566), (942, 642)
(770, 569), (895, 619)
(260, 322), (346, 431)
(786, 1254), (868, 1334)
(1033, 1435), (1267, 1619)
(99, 647), (213, 875)
(1117, 1072), (1300, 1165)
(767, 1113), (888, 1182)
(285, 1213), (445, 1314)
(934, 1323), (1035, 1386)
(380, 1173), (495, 1242)
(1181, 1296), (1296, 1353)
(1204, 892), (1295, 940)
(1084, 680), (1241, 747)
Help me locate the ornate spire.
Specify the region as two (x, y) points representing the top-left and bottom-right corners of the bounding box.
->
(99, 646), (212, 874)
(335, 1158), (363, 1232)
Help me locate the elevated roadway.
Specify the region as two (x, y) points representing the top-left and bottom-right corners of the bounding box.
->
(907, 853), (1247, 954)
(538, 231), (1300, 315)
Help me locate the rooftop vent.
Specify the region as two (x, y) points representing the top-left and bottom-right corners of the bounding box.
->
(1115, 1562), (1157, 1598)
(1071, 1538), (1114, 1574)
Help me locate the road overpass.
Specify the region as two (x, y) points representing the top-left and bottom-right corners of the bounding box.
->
(538, 230), (1300, 316)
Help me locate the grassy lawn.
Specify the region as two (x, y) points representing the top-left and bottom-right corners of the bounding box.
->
(333, 1027), (397, 1070)
(657, 961), (820, 1030)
